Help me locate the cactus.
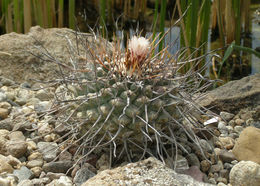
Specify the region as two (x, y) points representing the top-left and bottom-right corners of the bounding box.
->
(40, 31), (213, 166)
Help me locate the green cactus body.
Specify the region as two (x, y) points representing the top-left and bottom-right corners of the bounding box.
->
(46, 34), (211, 164)
(74, 69), (182, 140)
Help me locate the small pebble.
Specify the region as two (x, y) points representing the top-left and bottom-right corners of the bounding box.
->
(217, 177), (228, 184)
(235, 118), (244, 126)
(208, 178), (217, 185)
(220, 112), (234, 121)
(234, 126), (243, 133)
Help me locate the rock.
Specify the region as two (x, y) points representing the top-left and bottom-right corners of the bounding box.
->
(0, 102), (11, 110)
(200, 139), (213, 153)
(180, 166), (205, 182)
(0, 108), (9, 119)
(4, 91), (15, 101)
(218, 121), (228, 135)
(82, 157), (213, 186)
(8, 131), (26, 141)
(201, 160), (211, 173)
(220, 111), (234, 121)
(173, 155), (189, 172)
(37, 142), (59, 162)
(223, 163), (233, 170)
(28, 152), (43, 161)
(209, 161), (223, 173)
(27, 97), (40, 106)
(37, 121), (53, 136)
(229, 161), (260, 186)
(198, 74), (260, 113)
(0, 77), (15, 86)
(17, 180), (34, 186)
(58, 151), (72, 161)
(226, 126), (234, 133)
(27, 159), (44, 168)
(0, 173), (18, 186)
(15, 97), (27, 106)
(0, 138), (8, 156)
(218, 150), (236, 163)
(35, 89), (53, 101)
(0, 159), (14, 173)
(96, 154), (110, 171)
(27, 177), (51, 185)
(0, 118), (13, 130)
(73, 167), (96, 186)
(0, 26), (101, 84)
(20, 82), (31, 89)
(232, 126), (260, 164)
(6, 140), (27, 158)
(228, 120), (235, 127)
(0, 92), (7, 102)
(219, 169), (229, 180)
(34, 101), (52, 113)
(46, 172), (67, 180)
(235, 118), (245, 126)
(234, 126), (243, 133)
(13, 166), (34, 182)
(216, 177), (228, 184)
(208, 178), (217, 185)
(231, 160), (238, 165)
(42, 161), (73, 174)
(216, 136), (235, 150)
(252, 121), (260, 129)
(1, 155), (22, 168)
(15, 88), (34, 104)
(186, 153), (201, 168)
(31, 167), (42, 177)
(26, 140), (37, 153)
(46, 176), (73, 186)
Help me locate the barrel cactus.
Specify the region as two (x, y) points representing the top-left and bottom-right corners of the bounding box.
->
(41, 31), (213, 166)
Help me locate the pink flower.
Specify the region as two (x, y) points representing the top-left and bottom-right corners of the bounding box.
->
(128, 36), (150, 61)
(125, 36), (150, 75)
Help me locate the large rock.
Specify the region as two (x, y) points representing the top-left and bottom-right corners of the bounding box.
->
(82, 157), (213, 186)
(229, 161), (260, 186)
(232, 126), (260, 164)
(198, 74), (260, 113)
(0, 26), (110, 84)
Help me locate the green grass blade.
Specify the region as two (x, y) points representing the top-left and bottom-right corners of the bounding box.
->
(152, 0), (159, 42)
(69, 0), (75, 29)
(216, 0), (225, 48)
(200, 0), (211, 45)
(13, 0), (19, 32)
(189, 0), (199, 47)
(233, 45), (260, 58)
(100, 0), (106, 36)
(233, 0), (241, 45)
(58, 0), (64, 27)
(218, 41), (235, 78)
(6, 2), (13, 33)
(158, 0), (167, 52)
(219, 41), (260, 78)
(179, 0), (187, 48)
(46, 0), (52, 27)
(23, 0), (32, 33)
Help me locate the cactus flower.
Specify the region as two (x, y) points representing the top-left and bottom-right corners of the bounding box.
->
(128, 36), (150, 59)
(125, 36), (150, 73)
